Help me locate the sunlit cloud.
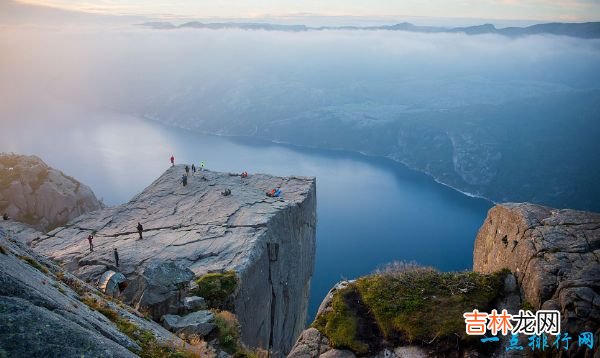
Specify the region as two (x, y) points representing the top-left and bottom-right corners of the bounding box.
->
(14, 0), (600, 23)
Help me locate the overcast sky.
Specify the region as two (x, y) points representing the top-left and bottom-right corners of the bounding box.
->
(15, 0), (600, 23)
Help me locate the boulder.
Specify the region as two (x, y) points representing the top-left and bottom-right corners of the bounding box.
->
(98, 270), (127, 297)
(288, 327), (331, 358)
(126, 261), (195, 320)
(184, 296), (207, 312)
(161, 310), (216, 337)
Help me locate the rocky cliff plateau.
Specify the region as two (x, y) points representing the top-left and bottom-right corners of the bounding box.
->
(290, 203), (599, 357)
(26, 165), (317, 356)
(0, 153), (103, 231)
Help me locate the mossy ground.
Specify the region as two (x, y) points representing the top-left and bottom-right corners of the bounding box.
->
(313, 266), (506, 355)
(193, 271), (238, 310)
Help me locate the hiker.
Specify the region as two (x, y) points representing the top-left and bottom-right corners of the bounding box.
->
(274, 188), (282, 197)
(114, 248), (119, 267)
(182, 174), (188, 186)
(137, 222), (143, 239)
(87, 234), (94, 252)
(170, 155), (175, 166)
(191, 164), (196, 173)
(200, 161), (205, 171)
(221, 188), (231, 196)
(2, 213), (9, 221)
(241, 171), (248, 178)
(185, 165), (190, 175)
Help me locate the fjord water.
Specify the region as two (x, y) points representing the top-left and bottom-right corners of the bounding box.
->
(1, 116), (492, 319)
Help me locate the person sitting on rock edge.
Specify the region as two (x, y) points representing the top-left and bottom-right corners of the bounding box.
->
(137, 222), (143, 239)
(114, 248), (119, 267)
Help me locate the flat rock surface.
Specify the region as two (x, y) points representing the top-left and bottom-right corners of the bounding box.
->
(32, 166), (313, 281)
(473, 203), (600, 337)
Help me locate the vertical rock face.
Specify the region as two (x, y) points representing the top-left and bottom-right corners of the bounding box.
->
(473, 203), (600, 335)
(29, 166), (317, 356)
(0, 153), (102, 232)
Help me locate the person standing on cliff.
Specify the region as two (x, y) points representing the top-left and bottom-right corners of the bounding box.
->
(185, 165), (190, 176)
(170, 155), (175, 166)
(87, 234), (94, 252)
(137, 222), (143, 239)
(200, 161), (205, 171)
(114, 248), (119, 267)
(191, 164), (196, 174)
(182, 174), (188, 186)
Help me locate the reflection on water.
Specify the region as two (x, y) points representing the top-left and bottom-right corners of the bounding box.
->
(0, 115), (492, 321)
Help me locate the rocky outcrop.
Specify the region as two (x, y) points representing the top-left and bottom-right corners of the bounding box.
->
(291, 203), (599, 357)
(474, 203), (600, 337)
(161, 310), (216, 337)
(29, 166), (317, 356)
(0, 221), (190, 357)
(0, 153), (102, 231)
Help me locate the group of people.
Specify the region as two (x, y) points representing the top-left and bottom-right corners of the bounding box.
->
(85, 222), (143, 268)
(175, 156), (205, 187)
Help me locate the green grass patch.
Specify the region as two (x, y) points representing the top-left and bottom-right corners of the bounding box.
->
(193, 271), (238, 310)
(313, 286), (370, 354)
(313, 266), (506, 354)
(18, 255), (49, 274)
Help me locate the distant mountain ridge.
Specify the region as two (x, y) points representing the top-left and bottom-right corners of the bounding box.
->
(139, 21), (600, 39)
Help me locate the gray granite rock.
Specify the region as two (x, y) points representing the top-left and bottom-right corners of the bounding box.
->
(0, 153), (102, 231)
(184, 296), (207, 312)
(0, 221), (187, 357)
(287, 327), (331, 358)
(473, 203), (600, 338)
(161, 310), (216, 337)
(30, 166), (317, 356)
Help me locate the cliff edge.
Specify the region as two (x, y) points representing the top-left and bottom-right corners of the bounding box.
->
(473, 203), (599, 338)
(28, 166), (317, 356)
(0, 153), (103, 231)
